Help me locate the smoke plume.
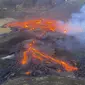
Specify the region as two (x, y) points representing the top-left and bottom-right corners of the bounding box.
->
(58, 4), (85, 43)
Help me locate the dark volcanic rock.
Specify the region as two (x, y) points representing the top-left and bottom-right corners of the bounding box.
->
(0, 29), (84, 84)
(74, 57), (85, 78)
(0, 31), (37, 55)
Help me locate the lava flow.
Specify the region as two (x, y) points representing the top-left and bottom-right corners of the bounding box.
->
(21, 40), (35, 65)
(4, 19), (57, 32)
(21, 40), (78, 72)
(6, 18), (77, 74)
(18, 19), (78, 72)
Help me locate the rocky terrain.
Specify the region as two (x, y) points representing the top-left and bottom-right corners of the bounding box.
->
(0, 26), (84, 85)
(0, 0), (85, 85)
(2, 76), (85, 85)
(0, 0), (84, 20)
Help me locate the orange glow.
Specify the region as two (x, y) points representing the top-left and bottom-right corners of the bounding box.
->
(25, 71), (31, 75)
(12, 18), (78, 72)
(57, 69), (61, 72)
(21, 41), (78, 72)
(21, 51), (28, 65)
(64, 29), (67, 34)
(36, 20), (41, 24)
(31, 48), (78, 72)
(21, 40), (35, 65)
(4, 19), (56, 32)
(32, 53), (43, 61)
(4, 18), (78, 73)
(45, 61), (51, 64)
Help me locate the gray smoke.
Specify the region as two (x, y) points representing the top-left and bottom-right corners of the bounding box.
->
(56, 4), (85, 43)
(69, 4), (85, 43)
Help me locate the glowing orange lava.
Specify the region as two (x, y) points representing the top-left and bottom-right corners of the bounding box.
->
(25, 71), (31, 75)
(21, 40), (35, 65)
(4, 19), (57, 32)
(21, 51), (28, 65)
(64, 29), (67, 34)
(31, 48), (78, 72)
(21, 40), (78, 72)
(10, 18), (78, 72)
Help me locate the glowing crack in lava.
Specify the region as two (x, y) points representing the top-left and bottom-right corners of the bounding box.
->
(21, 40), (35, 65)
(4, 19), (57, 32)
(21, 41), (78, 72)
(25, 71), (31, 75)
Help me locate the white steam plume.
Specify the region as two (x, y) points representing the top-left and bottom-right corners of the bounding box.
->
(56, 4), (85, 42)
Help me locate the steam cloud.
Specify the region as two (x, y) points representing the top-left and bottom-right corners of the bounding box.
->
(58, 4), (85, 42)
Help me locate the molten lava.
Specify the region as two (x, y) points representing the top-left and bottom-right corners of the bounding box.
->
(8, 18), (78, 73)
(25, 71), (31, 75)
(21, 40), (78, 72)
(21, 40), (35, 65)
(31, 48), (78, 72)
(4, 19), (57, 32)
